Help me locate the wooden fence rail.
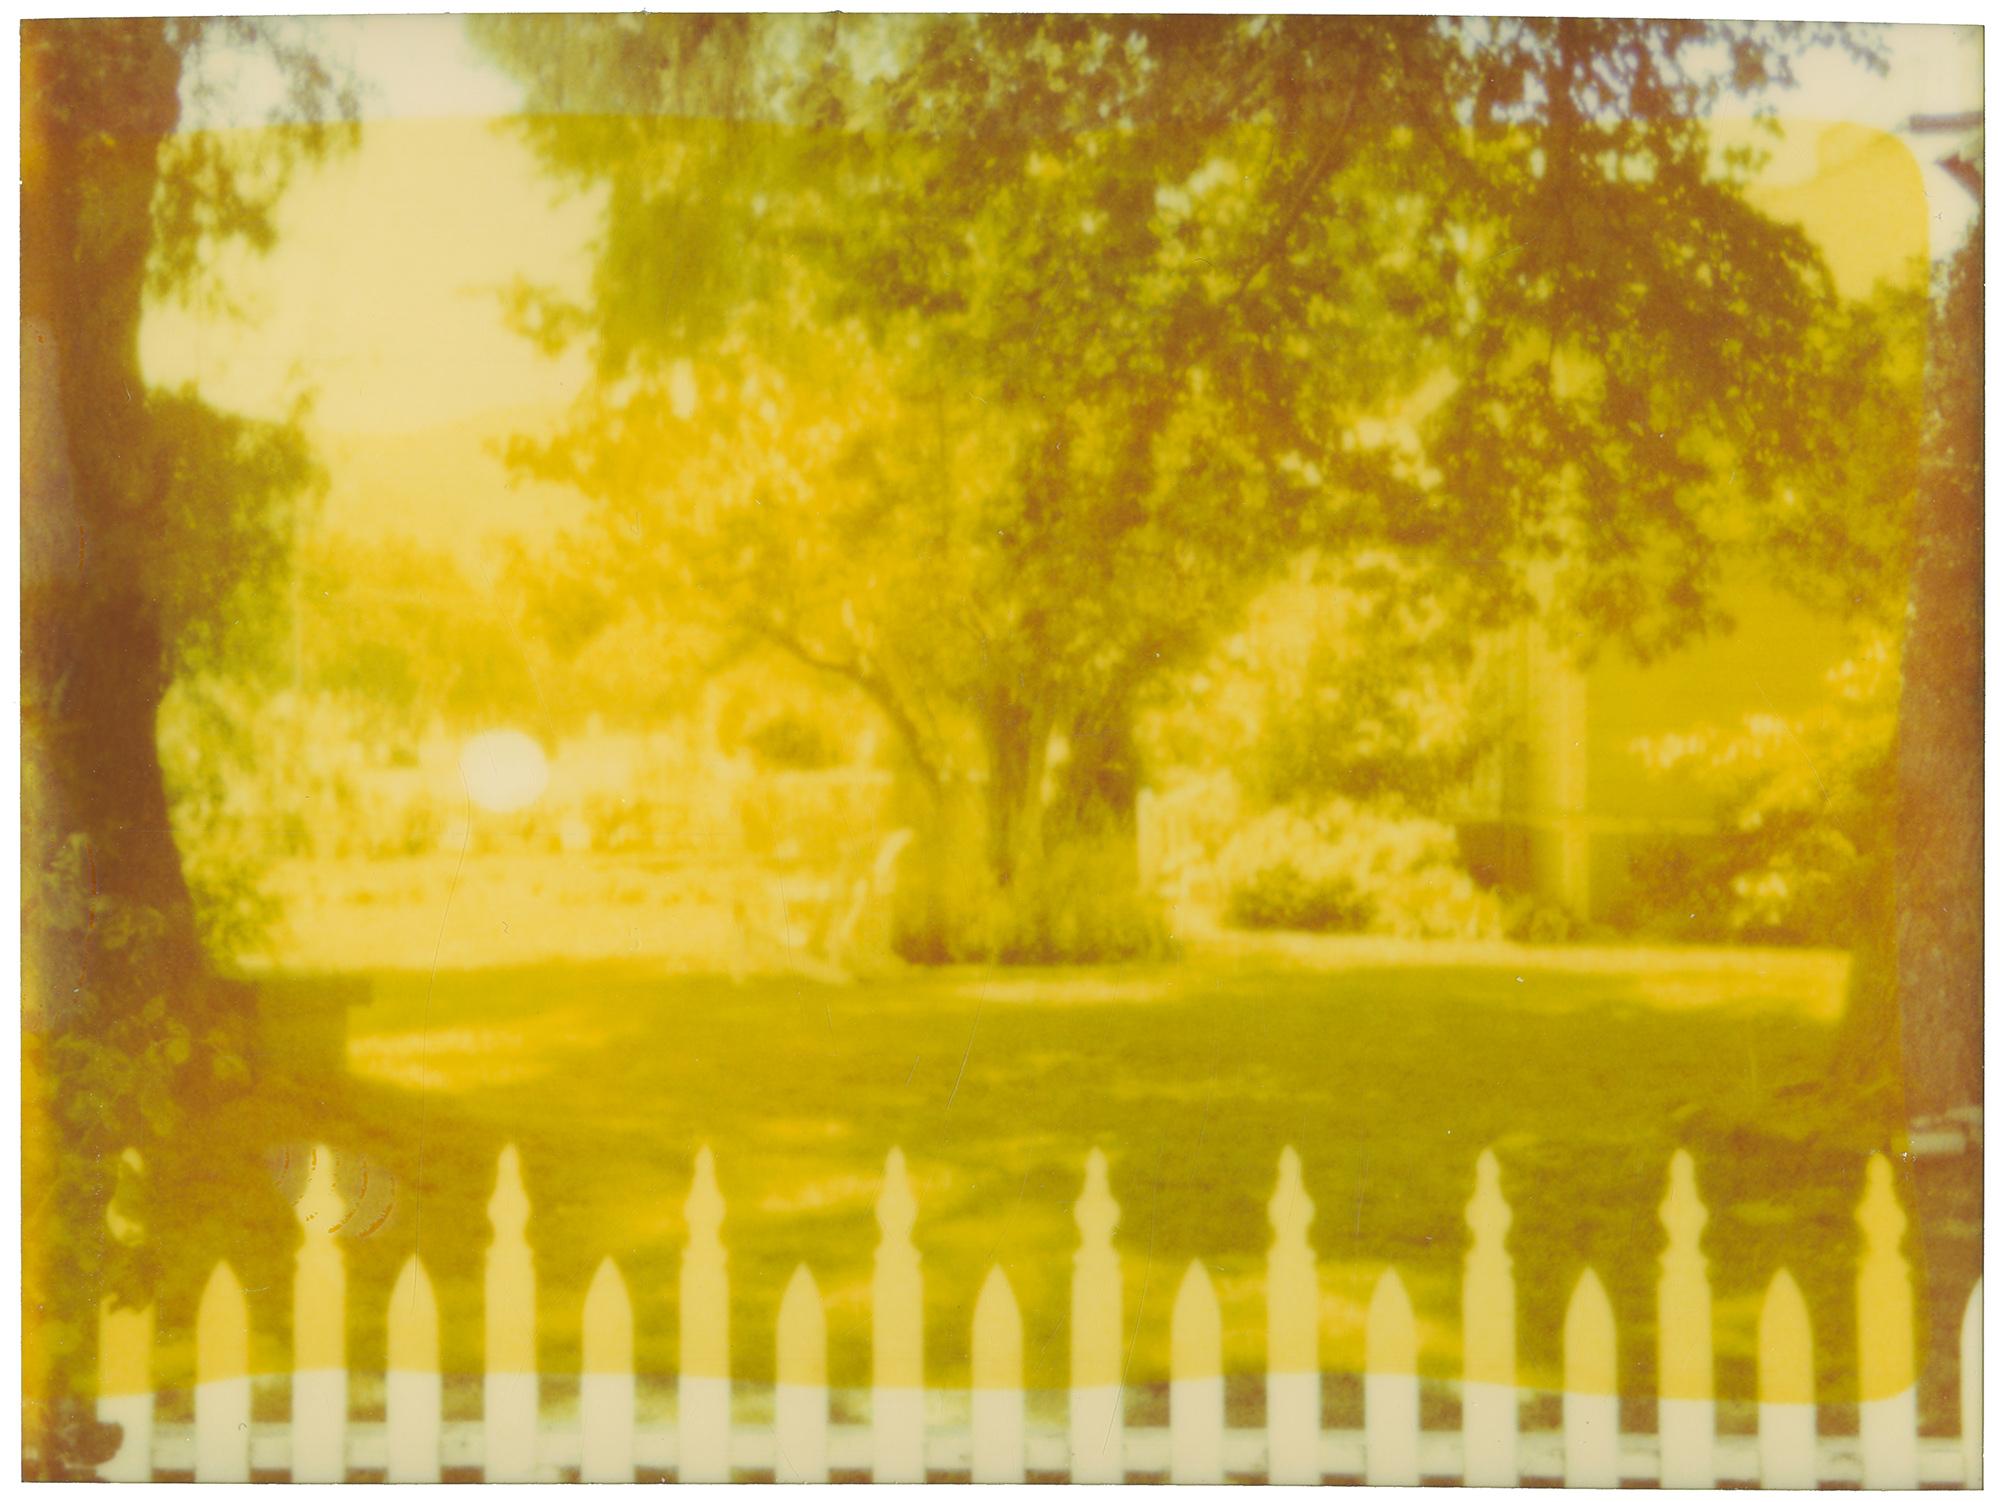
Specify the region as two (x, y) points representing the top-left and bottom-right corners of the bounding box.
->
(95, 1143), (1981, 1485)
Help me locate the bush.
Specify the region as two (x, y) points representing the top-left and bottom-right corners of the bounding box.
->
(1216, 801), (1500, 939)
(743, 710), (843, 772)
(891, 785), (1172, 965)
(1619, 637), (1895, 947)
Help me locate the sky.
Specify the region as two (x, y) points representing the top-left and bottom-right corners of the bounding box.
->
(135, 17), (1983, 558)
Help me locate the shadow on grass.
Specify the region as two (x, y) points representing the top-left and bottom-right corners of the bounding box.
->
(134, 953), (1969, 1421)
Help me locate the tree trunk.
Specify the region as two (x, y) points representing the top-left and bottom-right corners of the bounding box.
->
(983, 691), (1050, 892)
(23, 21), (209, 1012)
(1052, 695), (1143, 867)
(21, 24), (232, 1471)
(1893, 215), (1983, 1129)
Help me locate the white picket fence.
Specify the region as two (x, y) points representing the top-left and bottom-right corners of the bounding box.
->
(95, 1143), (1981, 1485)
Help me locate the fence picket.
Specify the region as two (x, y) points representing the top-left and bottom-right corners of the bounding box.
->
(1856, 1153), (1917, 1488)
(484, 1145), (538, 1481)
(1961, 1280), (1983, 1488)
(581, 1258), (635, 1481)
(96, 1149), (152, 1482)
(1461, 1148), (1518, 1485)
(1657, 1150), (1715, 1485)
(1266, 1148), (1320, 1484)
(1365, 1268), (1420, 1486)
(1562, 1268), (1618, 1487)
(872, 1147), (925, 1481)
(194, 1261), (252, 1483)
(48, 1139), (1993, 1486)
(385, 1256), (441, 1483)
(680, 1146), (731, 1482)
(291, 1145), (349, 1481)
(775, 1265), (828, 1483)
(971, 1266), (1025, 1482)
(1070, 1148), (1124, 1483)
(1757, 1268), (1816, 1487)
(1171, 1260), (1225, 1483)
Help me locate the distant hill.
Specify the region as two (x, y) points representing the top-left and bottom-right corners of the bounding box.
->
(314, 402), (584, 582)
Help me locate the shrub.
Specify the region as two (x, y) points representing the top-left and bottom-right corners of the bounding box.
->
(743, 710), (843, 772)
(1216, 801), (1500, 939)
(1620, 636), (1895, 947)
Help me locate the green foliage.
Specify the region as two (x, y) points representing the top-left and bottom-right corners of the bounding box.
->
(1616, 634), (1897, 945)
(1149, 550), (1499, 816)
(470, 17), (1892, 953)
(24, 837), (255, 1396)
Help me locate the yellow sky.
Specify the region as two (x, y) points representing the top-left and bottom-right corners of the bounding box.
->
(141, 116), (598, 437)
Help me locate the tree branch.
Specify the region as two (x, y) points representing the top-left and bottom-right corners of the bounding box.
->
(747, 617), (945, 790)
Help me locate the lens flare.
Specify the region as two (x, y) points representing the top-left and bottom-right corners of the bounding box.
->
(459, 728), (550, 814)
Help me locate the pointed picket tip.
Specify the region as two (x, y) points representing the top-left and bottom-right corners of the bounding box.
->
(1758, 1268), (1814, 1406)
(1660, 1150), (1708, 1248)
(1856, 1152), (1915, 1404)
(1367, 1267), (1418, 1377)
(583, 1258), (634, 1375)
(777, 1264), (827, 1387)
(1269, 1146), (1315, 1242)
(972, 1266), (1023, 1391)
(489, 1144), (530, 1236)
(1172, 1260), (1223, 1382)
(1076, 1148), (1120, 1248)
(106, 1147), (146, 1247)
(1563, 1267), (1617, 1397)
(1856, 1152), (1909, 1253)
(1466, 1148), (1512, 1246)
(197, 1261), (251, 1384)
(877, 1147), (917, 1241)
(294, 1143), (348, 1234)
(388, 1256), (440, 1375)
(686, 1145), (725, 1239)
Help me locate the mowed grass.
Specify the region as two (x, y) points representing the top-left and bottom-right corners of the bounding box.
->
(149, 941), (1975, 1427)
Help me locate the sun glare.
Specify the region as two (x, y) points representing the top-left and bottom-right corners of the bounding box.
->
(459, 727), (551, 814)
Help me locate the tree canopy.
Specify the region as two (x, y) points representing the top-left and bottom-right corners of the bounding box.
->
(473, 16), (1898, 956)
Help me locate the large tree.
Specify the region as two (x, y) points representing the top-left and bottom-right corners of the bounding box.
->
(474, 17), (1884, 955)
(21, 20), (352, 1469)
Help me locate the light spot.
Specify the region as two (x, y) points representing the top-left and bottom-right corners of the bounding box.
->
(459, 727), (550, 813)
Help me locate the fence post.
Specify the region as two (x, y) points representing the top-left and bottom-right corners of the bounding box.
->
(1365, 1268), (1420, 1485)
(581, 1258), (635, 1482)
(872, 1147), (924, 1482)
(680, 1145), (730, 1482)
(1171, 1260), (1224, 1483)
(385, 1256), (441, 1483)
(96, 1148), (153, 1482)
(1656, 1150), (1714, 1486)
(1070, 1148), (1123, 1482)
(1962, 1279), (1983, 1488)
(291, 1145), (348, 1481)
(971, 1267), (1025, 1483)
(1461, 1148), (1517, 1485)
(484, 1145), (538, 1481)
(194, 1261), (252, 1483)
(1562, 1268), (1618, 1487)
(1756, 1268), (1815, 1488)
(1855, 1153), (1917, 1488)
(775, 1265), (828, 1483)
(1266, 1147), (1319, 1484)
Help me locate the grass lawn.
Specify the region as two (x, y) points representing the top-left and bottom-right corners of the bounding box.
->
(145, 934), (1976, 1432)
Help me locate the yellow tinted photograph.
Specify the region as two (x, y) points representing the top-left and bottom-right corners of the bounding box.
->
(20, 13), (1983, 1485)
